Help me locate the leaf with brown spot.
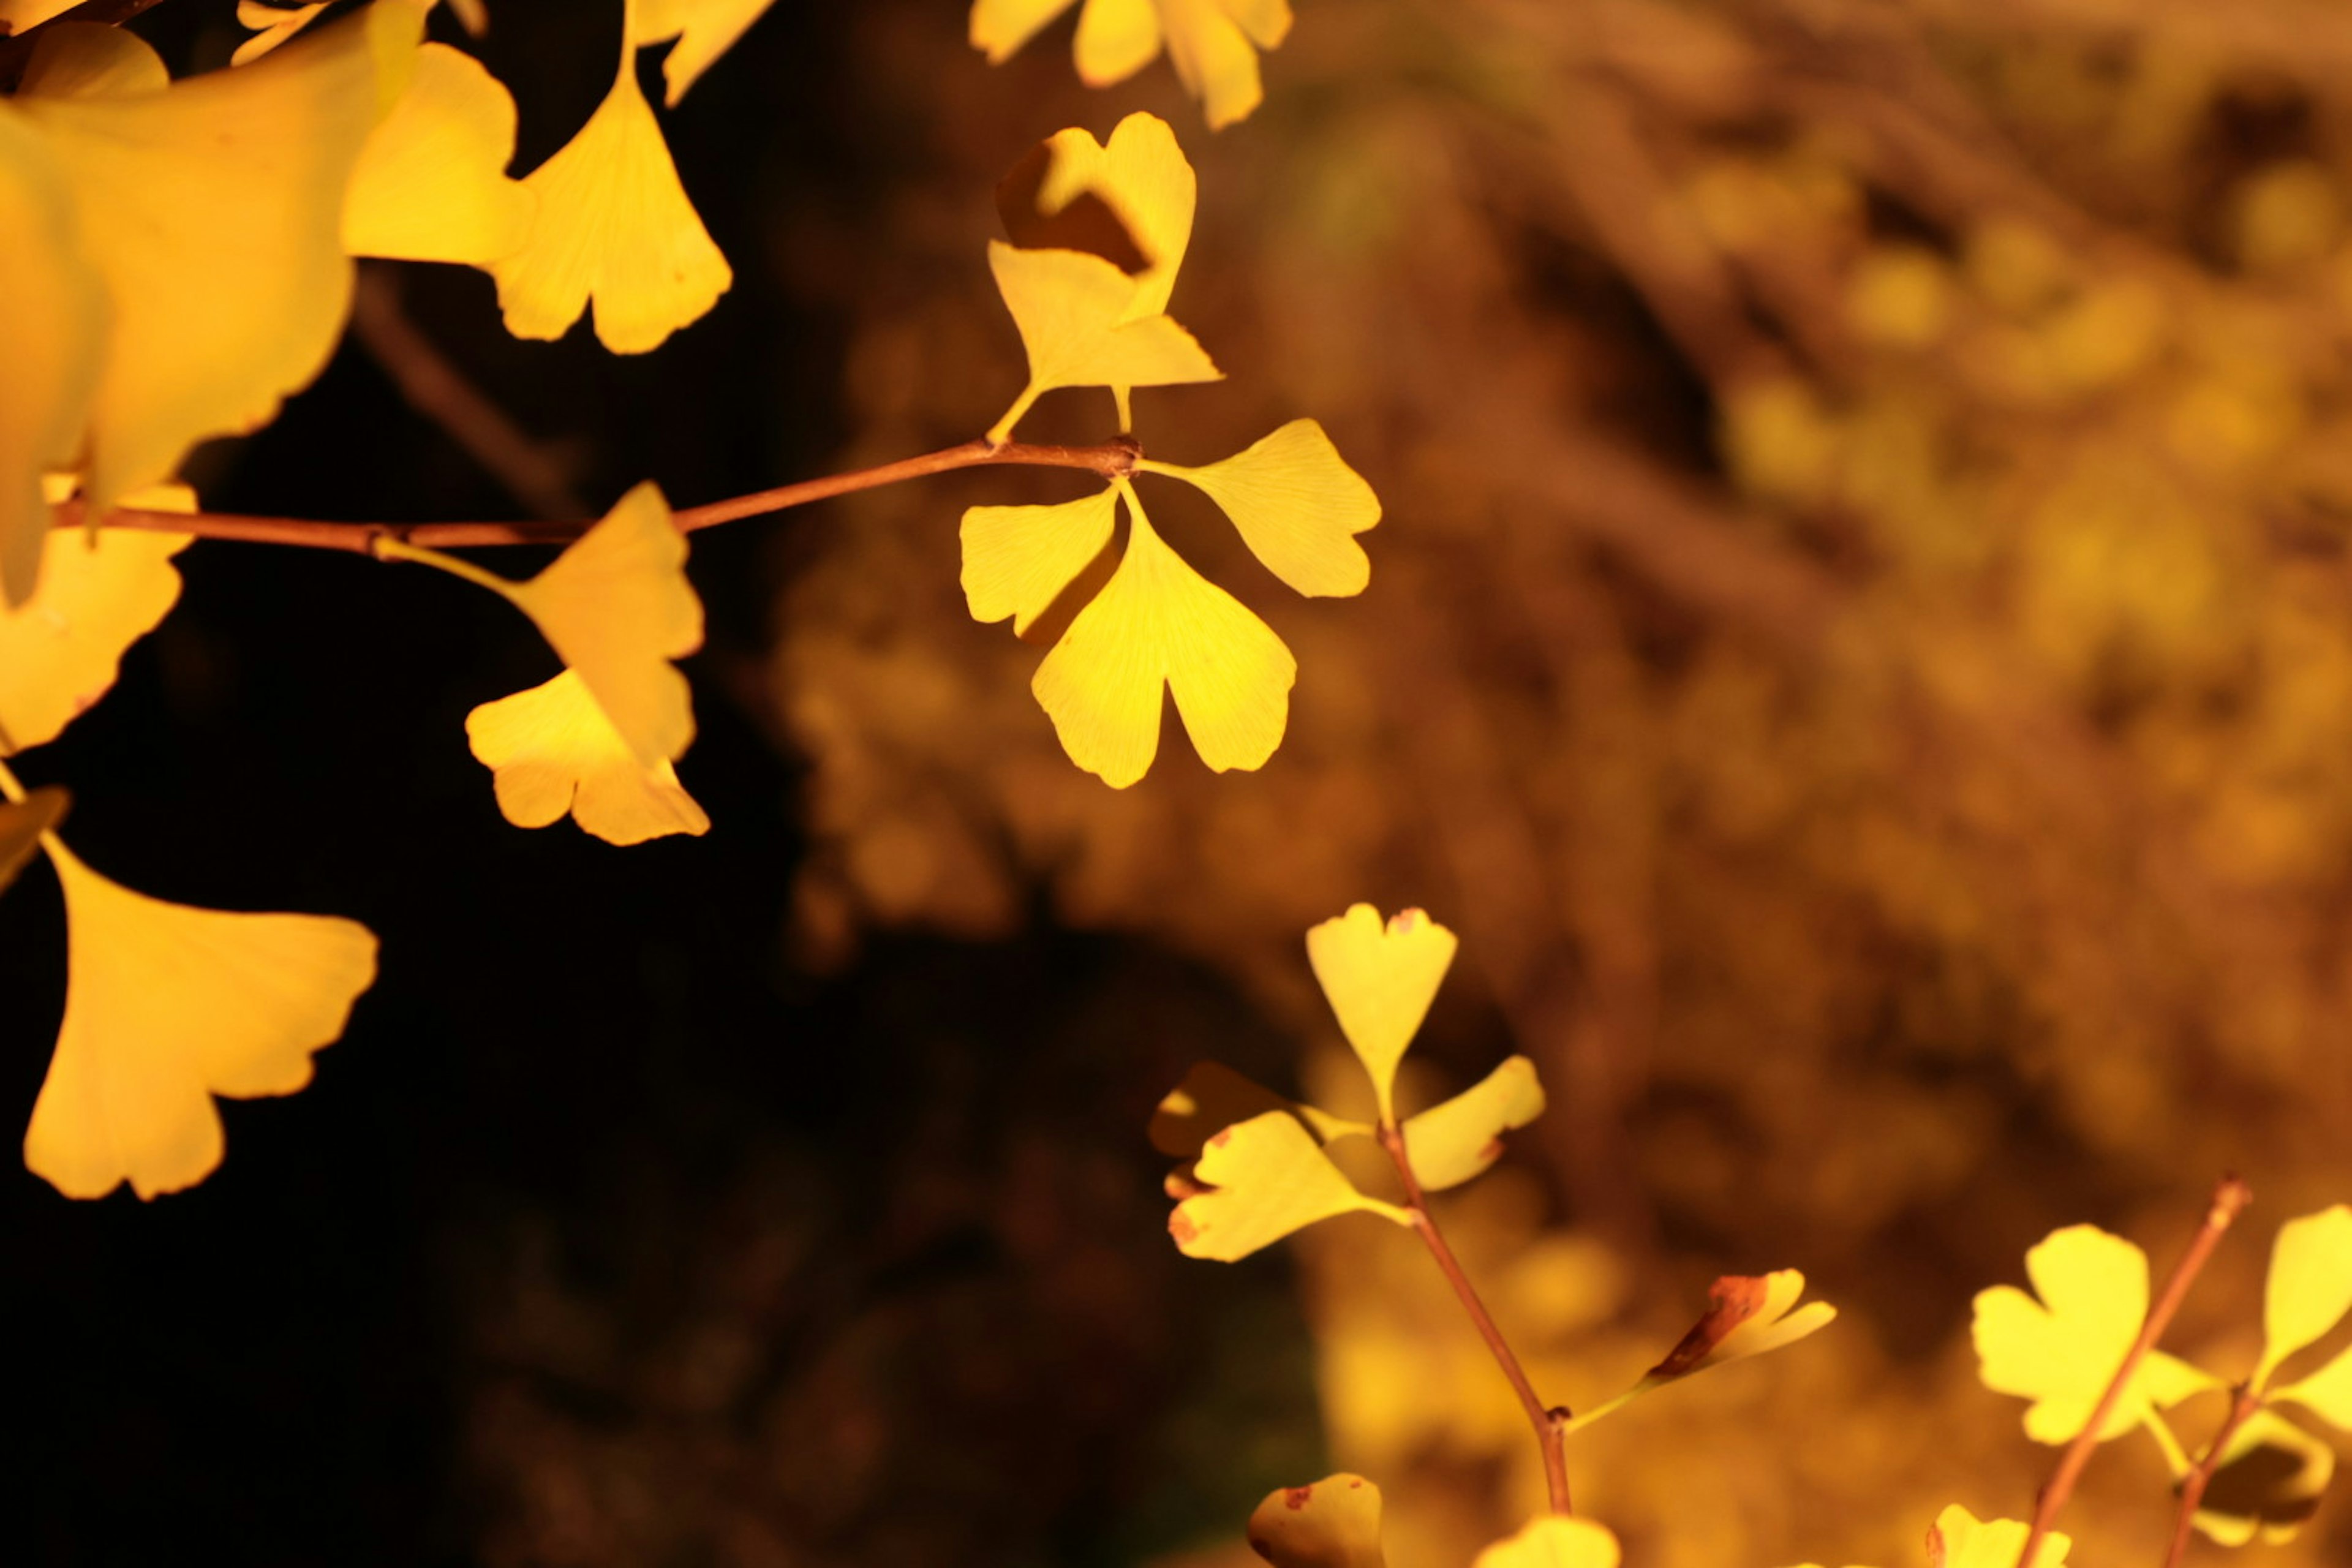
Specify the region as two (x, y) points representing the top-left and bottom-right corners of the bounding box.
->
(1246, 1473), (1385, 1568)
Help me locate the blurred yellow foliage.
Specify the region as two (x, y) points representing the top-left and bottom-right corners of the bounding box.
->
(774, 1), (2352, 1562)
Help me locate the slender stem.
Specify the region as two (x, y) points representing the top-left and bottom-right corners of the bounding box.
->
(2160, 1385), (2263, 1568)
(2015, 1176), (2253, 1568)
(0, 756), (26, 806)
(1376, 1120), (1574, 1515)
(49, 438), (1139, 555)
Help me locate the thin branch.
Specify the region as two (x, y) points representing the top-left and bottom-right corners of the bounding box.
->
(349, 265), (588, 522)
(2015, 1175), (2253, 1568)
(2160, 1384), (2263, 1568)
(50, 437), (1141, 554)
(1376, 1120), (1574, 1515)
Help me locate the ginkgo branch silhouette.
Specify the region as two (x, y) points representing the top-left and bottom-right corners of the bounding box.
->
(1376, 1118), (1576, 1517)
(50, 437), (1142, 554)
(2015, 1174), (2253, 1568)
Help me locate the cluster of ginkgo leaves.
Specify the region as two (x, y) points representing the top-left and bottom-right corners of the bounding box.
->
(1167, 908), (2352, 1568)
(0, 0), (1374, 1201)
(1970, 1205), (2352, 1549)
(1161, 904), (1838, 1568)
(970, 110), (1380, 786)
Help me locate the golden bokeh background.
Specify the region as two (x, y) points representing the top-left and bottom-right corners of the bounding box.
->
(764, 2), (2352, 1566)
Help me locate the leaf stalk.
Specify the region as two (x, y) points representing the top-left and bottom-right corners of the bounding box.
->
(1375, 1119), (1574, 1516)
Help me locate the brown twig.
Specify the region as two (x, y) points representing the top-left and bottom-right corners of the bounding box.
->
(2160, 1384), (2264, 1568)
(51, 437), (1141, 554)
(1376, 1120), (1574, 1515)
(349, 265), (588, 523)
(2014, 1176), (2253, 1568)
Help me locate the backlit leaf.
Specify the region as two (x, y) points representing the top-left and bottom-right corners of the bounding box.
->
(1471, 1516), (1621, 1568)
(2193, 1410), (2334, 1545)
(467, 669), (710, 845)
(23, 836), (378, 1200)
(1783, 1507), (2067, 1568)
(986, 241), (1219, 442)
(2258, 1205), (2352, 1384)
(630, 0), (777, 107)
(15, 21), (170, 97)
(0, 787), (68, 898)
(1027, 113), (1194, 321)
(1169, 1108), (1409, 1261)
(232, 1), (331, 65)
(0, 107), (104, 608)
(1972, 1224), (2220, 1444)
(961, 485), (1119, 638)
(491, 49), (730, 353)
(1926, 1506), (2069, 1568)
(1246, 1474), (1385, 1568)
(968, 0), (1292, 128)
(1145, 419), (1380, 598)
(0, 486), (191, 753)
(1647, 1269), (1836, 1381)
(1030, 491), (1292, 787)
(1305, 903), (1457, 1122)
(2276, 1344), (2352, 1430)
(500, 482), (703, 767)
(1400, 1054), (1545, 1192)
(0, 0), (77, 30)
(1149, 1060), (1368, 1158)
(15, 2), (424, 516)
(344, 42), (533, 266)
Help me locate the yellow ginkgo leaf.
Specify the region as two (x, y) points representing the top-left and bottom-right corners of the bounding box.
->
(1400, 1055), (1545, 1192)
(0, 786), (69, 897)
(1926, 1506), (2069, 1568)
(2277, 1343), (2352, 1430)
(23, 835), (379, 1200)
(0, 108), (105, 609)
(1169, 1109), (1409, 1261)
(489, 49), (731, 353)
(500, 483), (701, 765)
(986, 241), (1220, 442)
(344, 41), (533, 266)
(1972, 1224), (2220, 1444)
(630, 0), (777, 107)
(969, 0), (1291, 129)
(1148, 1060), (1368, 1158)
(961, 485), (1119, 638)
(969, 0), (1088, 66)
(1305, 903), (1458, 1122)
(1074, 0), (1163, 88)
(0, 0), (77, 31)
(1647, 1269), (1837, 1381)
(1030, 112), (1194, 321)
(2192, 1411), (2334, 1545)
(232, 1), (331, 66)
(2258, 1205), (2352, 1384)
(0, 523), (192, 755)
(1030, 488), (1293, 788)
(16, 21), (172, 97)
(1246, 1474), (1386, 1568)
(1471, 1516), (1621, 1568)
(466, 668), (710, 845)
(16, 2), (425, 516)
(1159, 0), (1290, 129)
(1144, 420), (1381, 598)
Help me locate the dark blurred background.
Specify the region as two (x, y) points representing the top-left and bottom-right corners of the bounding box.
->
(9, 1), (2352, 1565)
